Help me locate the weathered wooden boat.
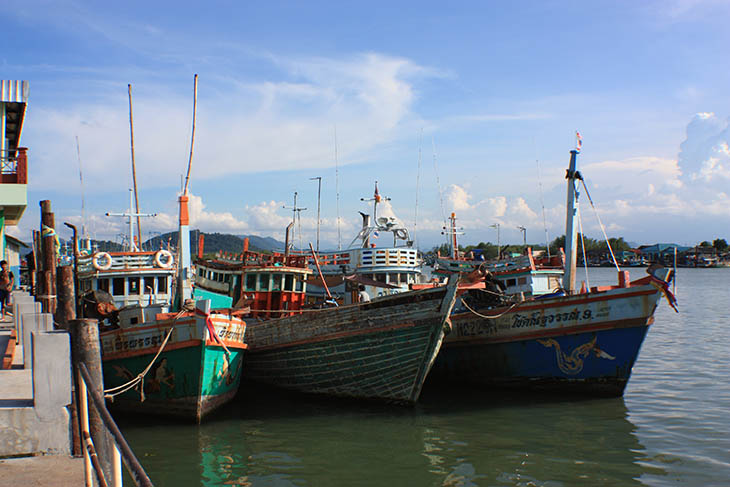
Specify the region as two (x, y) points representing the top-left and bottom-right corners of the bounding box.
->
(428, 148), (678, 395)
(194, 237), (459, 403)
(244, 279), (459, 403)
(79, 194), (247, 422)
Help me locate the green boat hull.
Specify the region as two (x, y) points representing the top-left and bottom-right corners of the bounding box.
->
(103, 343), (244, 422)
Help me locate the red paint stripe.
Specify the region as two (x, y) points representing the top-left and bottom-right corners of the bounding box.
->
(249, 321), (422, 352)
(446, 316), (650, 347)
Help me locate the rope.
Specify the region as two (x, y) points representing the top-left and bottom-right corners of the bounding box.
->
(579, 179), (620, 271)
(41, 224), (61, 258)
(103, 310), (183, 401)
(459, 297), (521, 319)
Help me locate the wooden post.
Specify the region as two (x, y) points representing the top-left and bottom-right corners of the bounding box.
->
(40, 200), (57, 313)
(70, 319), (113, 481)
(55, 266), (76, 329)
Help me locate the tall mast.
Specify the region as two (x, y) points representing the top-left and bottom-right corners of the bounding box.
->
(441, 213), (463, 259)
(128, 84), (142, 244)
(562, 149), (580, 293)
(105, 189), (156, 252)
(177, 74), (197, 306)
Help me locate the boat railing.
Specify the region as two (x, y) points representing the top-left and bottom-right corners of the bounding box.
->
(77, 362), (154, 487)
(215, 250), (308, 268)
(78, 252), (163, 273)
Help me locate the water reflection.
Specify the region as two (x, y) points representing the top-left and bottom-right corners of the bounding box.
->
(120, 382), (659, 486)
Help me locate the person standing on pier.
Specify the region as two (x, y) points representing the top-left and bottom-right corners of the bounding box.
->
(0, 260), (14, 321)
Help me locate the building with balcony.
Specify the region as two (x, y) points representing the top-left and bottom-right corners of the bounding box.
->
(1, 80), (29, 282)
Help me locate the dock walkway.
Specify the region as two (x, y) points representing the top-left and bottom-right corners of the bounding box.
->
(0, 292), (83, 484)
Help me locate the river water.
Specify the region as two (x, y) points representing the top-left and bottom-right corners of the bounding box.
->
(119, 267), (730, 486)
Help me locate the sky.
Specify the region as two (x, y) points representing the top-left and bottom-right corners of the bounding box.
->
(4, 0), (730, 250)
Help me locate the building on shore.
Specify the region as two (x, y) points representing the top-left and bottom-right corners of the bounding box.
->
(0, 80), (29, 283)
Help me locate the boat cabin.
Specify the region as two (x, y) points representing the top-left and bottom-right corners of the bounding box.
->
(194, 250), (312, 319)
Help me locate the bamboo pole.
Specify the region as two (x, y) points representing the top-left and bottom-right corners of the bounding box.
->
(183, 74), (198, 195)
(128, 84), (142, 246)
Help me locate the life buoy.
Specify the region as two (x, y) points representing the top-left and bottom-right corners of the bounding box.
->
(394, 229), (408, 240)
(92, 252), (113, 271)
(154, 250), (174, 268)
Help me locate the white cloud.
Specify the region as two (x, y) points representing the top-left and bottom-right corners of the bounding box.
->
(23, 52), (433, 194)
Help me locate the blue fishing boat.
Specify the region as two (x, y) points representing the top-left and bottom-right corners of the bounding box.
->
(428, 147), (678, 395)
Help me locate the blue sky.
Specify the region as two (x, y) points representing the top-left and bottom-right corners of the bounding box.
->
(5, 0), (730, 249)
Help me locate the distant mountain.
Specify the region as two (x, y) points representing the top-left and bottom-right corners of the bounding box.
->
(142, 230), (284, 255)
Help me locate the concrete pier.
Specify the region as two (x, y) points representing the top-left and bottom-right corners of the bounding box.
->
(0, 291), (82, 483)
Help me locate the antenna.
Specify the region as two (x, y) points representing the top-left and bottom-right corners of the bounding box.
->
(536, 157), (551, 258)
(310, 176), (322, 251)
(283, 192), (306, 252)
(106, 189), (157, 252)
(334, 125), (341, 250)
(517, 225), (527, 248)
(75, 136), (86, 246)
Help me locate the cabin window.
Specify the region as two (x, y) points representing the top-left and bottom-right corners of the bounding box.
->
(400, 273), (410, 284)
(198, 267), (205, 277)
(258, 274), (270, 291)
(144, 276), (155, 294)
(98, 278), (110, 293)
(518, 277), (527, 285)
(112, 278), (125, 296)
(295, 278), (303, 292)
(245, 274), (257, 291)
(272, 274), (282, 291)
(128, 277), (140, 295)
(157, 276), (168, 293)
(82, 280), (91, 291)
(284, 274), (294, 291)
(224, 274), (231, 283)
(375, 273), (386, 283)
(506, 278), (517, 287)
(389, 273), (399, 284)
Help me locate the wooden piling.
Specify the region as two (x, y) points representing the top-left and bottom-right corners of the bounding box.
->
(70, 319), (113, 481)
(40, 200), (57, 314)
(55, 266), (76, 329)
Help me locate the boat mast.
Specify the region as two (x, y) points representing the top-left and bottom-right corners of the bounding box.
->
(178, 74), (197, 306)
(105, 188), (156, 252)
(310, 176), (322, 252)
(441, 213), (463, 259)
(563, 148), (580, 293)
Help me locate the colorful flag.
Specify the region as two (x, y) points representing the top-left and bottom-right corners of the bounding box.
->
(576, 131), (583, 152)
(374, 182), (381, 203)
(372, 231), (380, 239)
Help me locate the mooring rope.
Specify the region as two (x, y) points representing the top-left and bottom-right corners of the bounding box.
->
(103, 310), (184, 401)
(459, 297), (521, 319)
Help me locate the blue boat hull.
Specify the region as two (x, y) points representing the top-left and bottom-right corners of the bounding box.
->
(430, 324), (650, 396)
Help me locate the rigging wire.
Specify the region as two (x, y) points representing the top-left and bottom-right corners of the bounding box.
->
(432, 137), (447, 226)
(334, 125), (342, 250)
(579, 179), (620, 271)
(536, 156), (551, 258)
(413, 128), (423, 248)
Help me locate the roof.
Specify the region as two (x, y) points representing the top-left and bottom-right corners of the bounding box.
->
(4, 234), (29, 248)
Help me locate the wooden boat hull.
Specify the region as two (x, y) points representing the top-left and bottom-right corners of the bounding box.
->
(100, 312), (247, 422)
(245, 282), (458, 403)
(429, 276), (672, 396)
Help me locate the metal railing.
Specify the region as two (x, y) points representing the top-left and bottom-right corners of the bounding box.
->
(0, 147), (28, 183)
(77, 362), (154, 487)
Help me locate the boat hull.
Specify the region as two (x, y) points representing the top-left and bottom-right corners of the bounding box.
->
(429, 279), (668, 396)
(100, 312), (247, 422)
(245, 283), (458, 403)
